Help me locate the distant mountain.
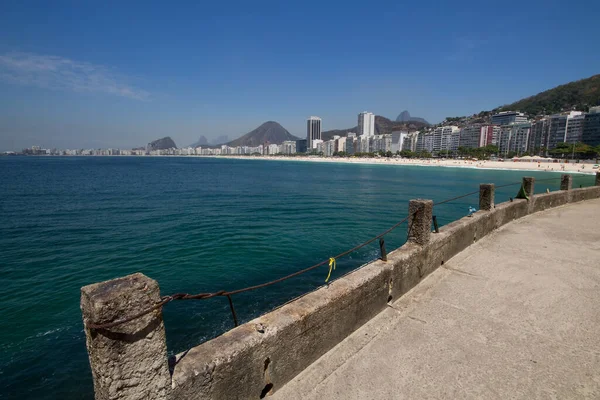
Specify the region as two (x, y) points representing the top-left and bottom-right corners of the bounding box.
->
(395, 110), (430, 125)
(213, 135), (229, 146)
(190, 135), (209, 147)
(226, 121), (300, 147)
(189, 134), (229, 148)
(321, 127), (359, 141)
(498, 74), (600, 115)
(322, 115), (427, 141)
(147, 137), (177, 151)
(375, 115), (428, 133)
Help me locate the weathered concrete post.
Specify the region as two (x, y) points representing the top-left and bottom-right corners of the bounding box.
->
(560, 174), (572, 190)
(522, 177), (535, 198)
(596, 172), (600, 186)
(81, 273), (171, 400)
(407, 199), (433, 245)
(479, 184), (495, 210)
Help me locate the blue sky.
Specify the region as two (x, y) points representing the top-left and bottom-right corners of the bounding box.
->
(1, 0), (599, 151)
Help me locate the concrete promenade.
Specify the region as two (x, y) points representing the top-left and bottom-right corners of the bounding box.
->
(273, 199), (600, 399)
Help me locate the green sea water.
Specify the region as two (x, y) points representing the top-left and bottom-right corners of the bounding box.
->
(0, 156), (593, 399)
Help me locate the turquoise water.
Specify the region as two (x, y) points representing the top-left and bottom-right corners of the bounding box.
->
(0, 156), (593, 399)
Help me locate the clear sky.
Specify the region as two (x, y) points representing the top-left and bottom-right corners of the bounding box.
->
(1, 0), (599, 151)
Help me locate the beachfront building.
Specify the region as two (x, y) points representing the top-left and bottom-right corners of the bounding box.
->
(458, 125), (499, 149)
(402, 132), (419, 152)
(311, 139), (323, 153)
(450, 130), (460, 152)
(324, 140), (336, 157)
(545, 112), (583, 150)
(509, 123), (531, 155)
(528, 119), (550, 155)
(296, 139), (307, 154)
(498, 123), (531, 156)
(491, 111), (528, 126)
(358, 111), (375, 137)
(249, 145), (264, 155)
(316, 141), (325, 154)
(415, 133), (425, 152)
(346, 133), (357, 154)
(371, 134), (392, 153)
(565, 114), (586, 144)
(358, 135), (370, 153)
(458, 125), (482, 149)
(267, 144), (280, 154)
(391, 131), (408, 153)
(423, 133), (435, 153)
(307, 116), (322, 150)
(335, 136), (346, 154)
(280, 141), (297, 155)
(583, 106), (600, 146)
(481, 125), (500, 147)
(431, 126), (460, 153)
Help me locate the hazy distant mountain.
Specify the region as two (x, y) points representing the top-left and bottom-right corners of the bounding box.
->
(395, 110), (430, 125)
(189, 134), (230, 148)
(147, 137), (177, 151)
(226, 121), (300, 147)
(190, 135), (209, 147)
(322, 115), (427, 141)
(213, 135), (229, 146)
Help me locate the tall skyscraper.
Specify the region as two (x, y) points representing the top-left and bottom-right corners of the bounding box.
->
(307, 116), (322, 150)
(358, 112), (375, 137)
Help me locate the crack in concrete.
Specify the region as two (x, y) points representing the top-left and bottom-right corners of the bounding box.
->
(441, 264), (481, 278)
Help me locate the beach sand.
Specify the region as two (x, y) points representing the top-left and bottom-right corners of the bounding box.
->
(211, 155), (598, 175)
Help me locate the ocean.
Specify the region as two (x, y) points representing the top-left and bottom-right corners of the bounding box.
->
(0, 156), (593, 399)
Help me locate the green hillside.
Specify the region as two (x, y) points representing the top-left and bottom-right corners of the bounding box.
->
(499, 74), (600, 115)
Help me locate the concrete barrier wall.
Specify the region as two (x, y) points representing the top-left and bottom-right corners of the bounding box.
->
(170, 185), (600, 399)
(80, 179), (600, 400)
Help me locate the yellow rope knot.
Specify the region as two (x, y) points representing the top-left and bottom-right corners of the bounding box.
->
(325, 257), (336, 283)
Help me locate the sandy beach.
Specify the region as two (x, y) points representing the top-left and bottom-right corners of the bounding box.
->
(212, 155), (598, 175)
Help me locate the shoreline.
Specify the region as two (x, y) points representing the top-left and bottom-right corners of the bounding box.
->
(207, 155), (598, 175)
(5, 154), (597, 176)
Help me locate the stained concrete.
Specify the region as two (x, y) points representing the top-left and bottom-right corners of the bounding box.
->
(272, 198), (600, 400)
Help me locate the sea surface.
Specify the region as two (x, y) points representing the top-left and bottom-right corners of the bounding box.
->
(0, 156), (594, 399)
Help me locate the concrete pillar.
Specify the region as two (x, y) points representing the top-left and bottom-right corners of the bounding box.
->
(560, 174), (572, 190)
(479, 183), (495, 211)
(407, 199), (433, 245)
(522, 177), (535, 198)
(81, 273), (171, 400)
(596, 172), (600, 186)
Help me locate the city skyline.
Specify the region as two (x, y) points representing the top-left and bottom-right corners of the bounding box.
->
(13, 106), (600, 159)
(1, 1), (600, 151)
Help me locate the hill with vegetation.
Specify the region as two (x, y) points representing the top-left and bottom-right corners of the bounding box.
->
(438, 74), (600, 128)
(498, 74), (600, 116)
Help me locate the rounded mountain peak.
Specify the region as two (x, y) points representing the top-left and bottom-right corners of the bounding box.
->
(396, 111), (411, 122)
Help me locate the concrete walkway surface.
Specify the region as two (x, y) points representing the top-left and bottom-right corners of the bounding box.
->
(272, 199), (600, 400)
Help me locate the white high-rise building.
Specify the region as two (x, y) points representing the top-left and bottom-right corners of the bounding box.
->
(432, 126), (459, 153)
(391, 131), (408, 153)
(307, 116), (322, 150)
(358, 111), (375, 137)
(565, 114), (586, 144)
(491, 111), (528, 126)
